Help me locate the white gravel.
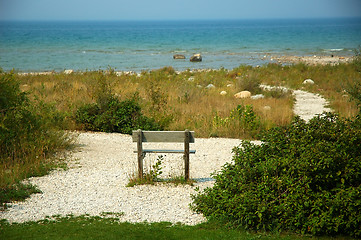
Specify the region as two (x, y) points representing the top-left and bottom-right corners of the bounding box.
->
(293, 89), (332, 122)
(1, 133), (252, 224)
(0, 88), (331, 224)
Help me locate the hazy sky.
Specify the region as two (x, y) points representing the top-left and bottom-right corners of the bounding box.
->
(1, 0), (361, 21)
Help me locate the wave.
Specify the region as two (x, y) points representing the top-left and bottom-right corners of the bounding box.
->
(323, 48), (345, 52)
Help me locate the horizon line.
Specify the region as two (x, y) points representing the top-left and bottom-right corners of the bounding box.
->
(1, 16), (361, 22)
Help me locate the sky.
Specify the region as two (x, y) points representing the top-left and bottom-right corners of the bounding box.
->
(0, 0), (361, 21)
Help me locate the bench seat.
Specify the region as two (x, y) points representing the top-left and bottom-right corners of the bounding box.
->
(134, 149), (196, 154)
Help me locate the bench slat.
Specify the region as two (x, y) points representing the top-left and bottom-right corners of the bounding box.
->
(132, 131), (195, 143)
(133, 149), (196, 154)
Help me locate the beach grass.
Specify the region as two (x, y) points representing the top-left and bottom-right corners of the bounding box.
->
(14, 61), (360, 139)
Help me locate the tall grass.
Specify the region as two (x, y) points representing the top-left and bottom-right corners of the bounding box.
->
(0, 72), (74, 205)
(15, 62), (360, 138)
(13, 67), (293, 138)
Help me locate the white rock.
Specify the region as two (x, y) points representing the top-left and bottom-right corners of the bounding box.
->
(220, 91), (227, 96)
(263, 106), (271, 111)
(188, 77), (195, 82)
(205, 84), (215, 89)
(303, 79), (315, 85)
(234, 91), (251, 99)
(64, 69), (74, 74)
(251, 94), (265, 100)
(226, 84), (233, 88)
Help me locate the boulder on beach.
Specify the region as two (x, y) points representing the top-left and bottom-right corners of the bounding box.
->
(190, 54), (202, 62)
(234, 91), (251, 99)
(173, 54), (186, 59)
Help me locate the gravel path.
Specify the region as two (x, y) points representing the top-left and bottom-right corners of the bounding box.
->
(293, 89), (332, 122)
(1, 133), (252, 224)
(0, 89), (331, 224)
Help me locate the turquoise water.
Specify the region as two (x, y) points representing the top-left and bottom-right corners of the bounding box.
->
(0, 18), (360, 72)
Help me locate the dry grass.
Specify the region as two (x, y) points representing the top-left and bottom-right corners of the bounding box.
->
(14, 62), (360, 138)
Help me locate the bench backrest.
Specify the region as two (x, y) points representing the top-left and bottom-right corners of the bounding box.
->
(132, 130), (195, 143)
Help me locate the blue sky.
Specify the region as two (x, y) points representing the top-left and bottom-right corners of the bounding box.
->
(1, 0), (361, 21)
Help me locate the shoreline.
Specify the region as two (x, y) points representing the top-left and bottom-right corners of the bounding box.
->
(270, 55), (354, 66)
(7, 55), (354, 76)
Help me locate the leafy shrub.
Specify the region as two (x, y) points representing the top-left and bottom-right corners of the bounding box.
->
(263, 88), (292, 99)
(230, 104), (261, 132)
(0, 72), (72, 203)
(192, 112), (361, 237)
(1, 72), (69, 160)
(346, 79), (361, 113)
(212, 104), (263, 138)
(75, 96), (162, 134)
(236, 74), (261, 94)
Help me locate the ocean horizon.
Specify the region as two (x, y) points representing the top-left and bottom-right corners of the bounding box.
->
(1, 18), (360, 72)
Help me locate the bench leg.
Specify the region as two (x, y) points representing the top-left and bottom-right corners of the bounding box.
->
(137, 129), (143, 179)
(184, 130), (190, 180)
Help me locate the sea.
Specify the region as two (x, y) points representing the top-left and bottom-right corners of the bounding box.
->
(0, 18), (360, 72)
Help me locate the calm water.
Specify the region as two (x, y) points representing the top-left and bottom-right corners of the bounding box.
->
(0, 18), (360, 72)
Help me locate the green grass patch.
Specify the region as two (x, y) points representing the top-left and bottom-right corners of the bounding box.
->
(0, 182), (41, 209)
(1, 215), (351, 240)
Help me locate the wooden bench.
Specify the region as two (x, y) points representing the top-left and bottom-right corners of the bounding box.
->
(132, 129), (195, 180)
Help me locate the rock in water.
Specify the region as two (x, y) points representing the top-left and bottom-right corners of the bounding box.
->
(234, 91), (251, 99)
(190, 54), (202, 62)
(173, 54), (186, 59)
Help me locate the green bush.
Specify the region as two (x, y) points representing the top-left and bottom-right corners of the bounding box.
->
(212, 104), (263, 138)
(191, 112), (361, 237)
(1, 72), (72, 204)
(346, 80), (361, 113)
(1, 72), (69, 161)
(75, 96), (162, 134)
